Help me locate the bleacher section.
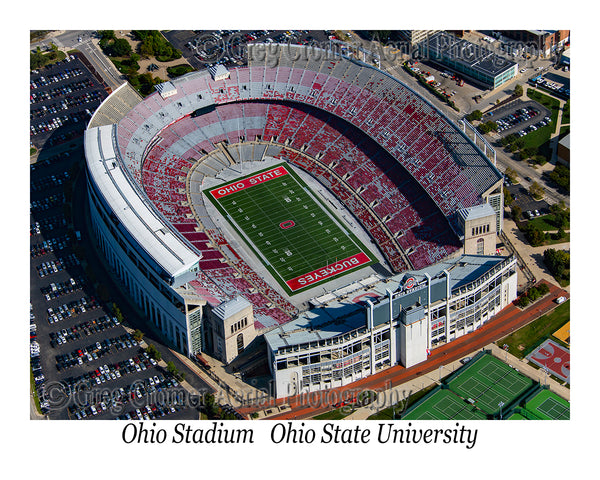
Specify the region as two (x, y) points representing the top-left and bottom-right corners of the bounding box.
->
(112, 44), (501, 327)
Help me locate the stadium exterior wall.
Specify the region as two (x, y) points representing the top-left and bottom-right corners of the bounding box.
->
(84, 123), (207, 356)
(86, 162), (204, 355)
(266, 255), (518, 398)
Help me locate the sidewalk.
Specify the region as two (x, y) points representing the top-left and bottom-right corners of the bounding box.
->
(502, 216), (570, 293)
(169, 349), (269, 410)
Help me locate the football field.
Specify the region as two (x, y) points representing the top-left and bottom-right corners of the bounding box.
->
(204, 163), (376, 294)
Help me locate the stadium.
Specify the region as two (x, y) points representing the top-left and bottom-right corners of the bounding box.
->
(84, 42), (516, 397)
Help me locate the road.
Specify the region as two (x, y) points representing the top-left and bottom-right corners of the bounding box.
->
(239, 280), (567, 420)
(32, 30), (125, 91)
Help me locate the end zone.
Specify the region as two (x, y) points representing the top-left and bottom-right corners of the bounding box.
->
(209, 165), (289, 199)
(286, 252), (371, 291)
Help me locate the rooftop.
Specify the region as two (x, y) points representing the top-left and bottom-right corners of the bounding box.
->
(458, 203), (497, 222)
(422, 31), (517, 77)
(265, 254), (511, 351)
(84, 124), (200, 281)
(212, 296), (252, 320)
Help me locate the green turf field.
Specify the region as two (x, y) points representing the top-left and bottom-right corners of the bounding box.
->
(523, 389), (570, 420)
(402, 388), (488, 420)
(204, 163), (376, 295)
(401, 353), (545, 420)
(447, 354), (534, 416)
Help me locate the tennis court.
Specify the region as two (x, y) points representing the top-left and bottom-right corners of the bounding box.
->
(402, 388), (488, 420)
(524, 389), (570, 420)
(403, 353), (567, 420)
(447, 354), (534, 416)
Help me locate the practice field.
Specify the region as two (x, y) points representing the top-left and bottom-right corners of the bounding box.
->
(447, 354), (535, 416)
(204, 163), (376, 295)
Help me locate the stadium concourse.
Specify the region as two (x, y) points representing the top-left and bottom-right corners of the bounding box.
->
(84, 42), (505, 397)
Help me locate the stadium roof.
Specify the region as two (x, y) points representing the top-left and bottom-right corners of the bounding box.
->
(264, 300), (367, 351)
(155, 81), (177, 98)
(84, 124), (200, 280)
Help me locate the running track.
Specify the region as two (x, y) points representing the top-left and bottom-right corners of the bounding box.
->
(239, 281), (568, 420)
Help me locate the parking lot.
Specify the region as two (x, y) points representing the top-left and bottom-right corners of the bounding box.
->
(30, 53), (108, 150)
(488, 100), (552, 138)
(529, 70), (570, 100)
(30, 52), (214, 418)
(30, 154), (211, 419)
(504, 182), (549, 220)
(163, 30), (331, 70)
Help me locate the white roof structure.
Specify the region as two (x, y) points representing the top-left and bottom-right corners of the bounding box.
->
(212, 296), (252, 320)
(208, 64), (230, 81)
(155, 81), (177, 99)
(458, 203), (496, 222)
(84, 124), (200, 281)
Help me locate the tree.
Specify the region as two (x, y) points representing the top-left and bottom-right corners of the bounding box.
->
(511, 204), (522, 222)
(203, 393), (219, 419)
(504, 188), (514, 207)
(133, 329), (144, 342)
(112, 38), (132, 57)
(514, 137), (525, 149)
(146, 344), (161, 361)
(166, 361), (178, 376)
(98, 30), (116, 41)
(548, 164), (570, 192)
(466, 110), (483, 122)
(550, 202), (570, 229)
(523, 223), (545, 247)
(477, 120), (498, 134)
(554, 227), (566, 240)
(529, 181), (545, 200)
(30, 47), (46, 69)
(112, 303), (124, 323)
(543, 248), (570, 279)
(514, 84), (523, 97)
(517, 295), (530, 308)
(537, 283), (550, 295)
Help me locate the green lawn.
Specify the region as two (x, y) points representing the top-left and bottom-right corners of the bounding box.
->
(523, 89), (561, 153)
(497, 300), (570, 359)
(528, 214), (569, 232)
(204, 163), (376, 294)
